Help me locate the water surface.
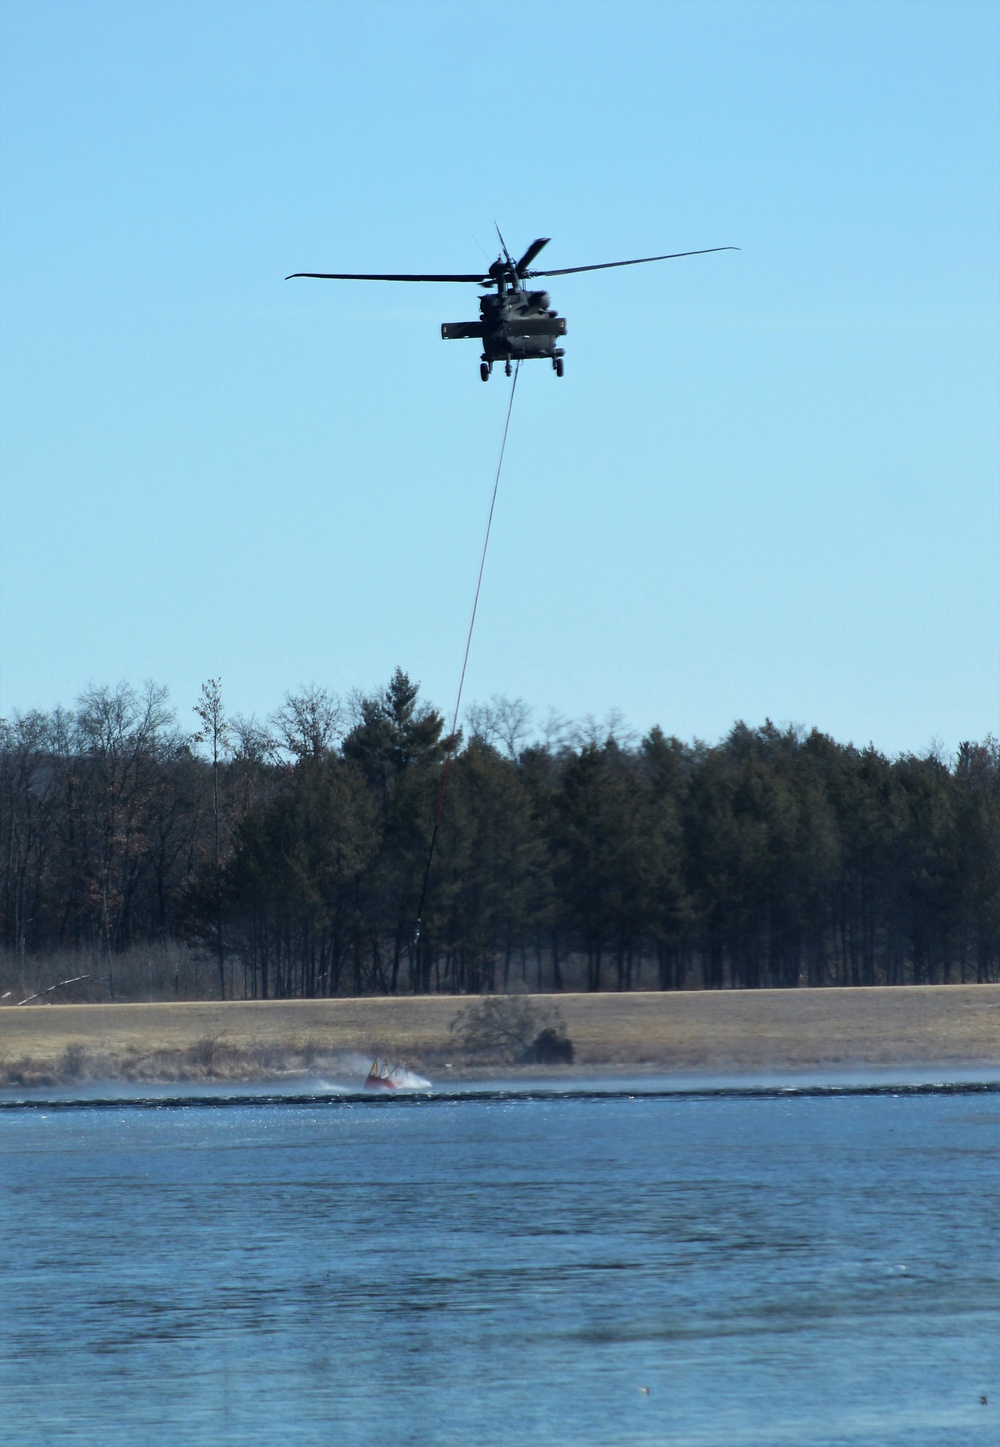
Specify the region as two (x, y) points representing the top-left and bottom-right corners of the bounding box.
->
(1, 1075), (997, 1445)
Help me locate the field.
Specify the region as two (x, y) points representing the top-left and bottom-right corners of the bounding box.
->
(1, 984), (999, 1086)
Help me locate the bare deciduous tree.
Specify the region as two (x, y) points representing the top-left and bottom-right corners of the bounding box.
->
(467, 695), (533, 761)
(193, 679), (231, 999)
(273, 686), (343, 761)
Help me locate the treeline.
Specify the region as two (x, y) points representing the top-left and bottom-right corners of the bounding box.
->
(1, 671), (998, 998)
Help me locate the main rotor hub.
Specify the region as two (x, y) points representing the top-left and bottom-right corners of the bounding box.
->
(487, 256), (520, 291)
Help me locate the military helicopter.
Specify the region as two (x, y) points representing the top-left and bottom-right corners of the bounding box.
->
(286, 233), (736, 380)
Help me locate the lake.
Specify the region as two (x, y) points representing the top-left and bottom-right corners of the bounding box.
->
(1, 1074), (997, 1445)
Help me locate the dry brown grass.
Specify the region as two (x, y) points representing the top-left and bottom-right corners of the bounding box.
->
(1, 984), (998, 1084)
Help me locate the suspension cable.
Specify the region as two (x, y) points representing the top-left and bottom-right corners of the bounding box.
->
(413, 363), (520, 951)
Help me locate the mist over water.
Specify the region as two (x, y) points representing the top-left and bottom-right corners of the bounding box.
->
(1, 1080), (997, 1446)
(2, 1065), (997, 1108)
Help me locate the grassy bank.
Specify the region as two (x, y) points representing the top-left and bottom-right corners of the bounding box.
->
(1, 985), (999, 1086)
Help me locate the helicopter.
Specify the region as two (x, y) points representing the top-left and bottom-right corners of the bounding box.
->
(286, 233), (736, 380)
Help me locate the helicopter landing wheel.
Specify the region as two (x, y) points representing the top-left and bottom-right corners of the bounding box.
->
(554, 358), (564, 378)
(480, 362), (490, 382)
(505, 360), (512, 377)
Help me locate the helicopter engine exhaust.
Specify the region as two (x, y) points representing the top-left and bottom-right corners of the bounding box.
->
(442, 316), (566, 340)
(441, 321), (485, 340)
(506, 315), (567, 337)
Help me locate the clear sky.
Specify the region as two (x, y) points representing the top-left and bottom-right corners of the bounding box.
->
(1, 0), (997, 757)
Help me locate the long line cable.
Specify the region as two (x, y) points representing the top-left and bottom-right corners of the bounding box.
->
(413, 362), (520, 950)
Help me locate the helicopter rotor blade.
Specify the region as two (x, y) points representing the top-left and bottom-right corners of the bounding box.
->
(494, 223), (515, 269)
(515, 237), (551, 274)
(285, 243), (738, 287)
(285, 271), (488, 283)
(526, 246), (739, 278)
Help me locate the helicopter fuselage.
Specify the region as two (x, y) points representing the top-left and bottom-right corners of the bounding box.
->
(442, 285), (566, 378)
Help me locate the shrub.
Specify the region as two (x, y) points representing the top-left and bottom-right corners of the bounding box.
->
(450, 995), (570, 1063)
(520, 1027), (574, 1065)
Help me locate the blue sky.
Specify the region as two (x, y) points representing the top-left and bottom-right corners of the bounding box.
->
(1, 0), (997, 756)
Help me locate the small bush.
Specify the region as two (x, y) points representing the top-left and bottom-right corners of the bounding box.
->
(186, 1036), (223, 1070)
(450, 995), (568, 1063)
(60, 1043), (88, 1080)
(520, 1028), (574, 1065)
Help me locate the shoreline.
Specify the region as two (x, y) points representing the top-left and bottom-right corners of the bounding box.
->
(1, 984), (998, 1087)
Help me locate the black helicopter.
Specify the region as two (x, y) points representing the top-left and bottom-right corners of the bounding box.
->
(286, 233), (736, 380)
